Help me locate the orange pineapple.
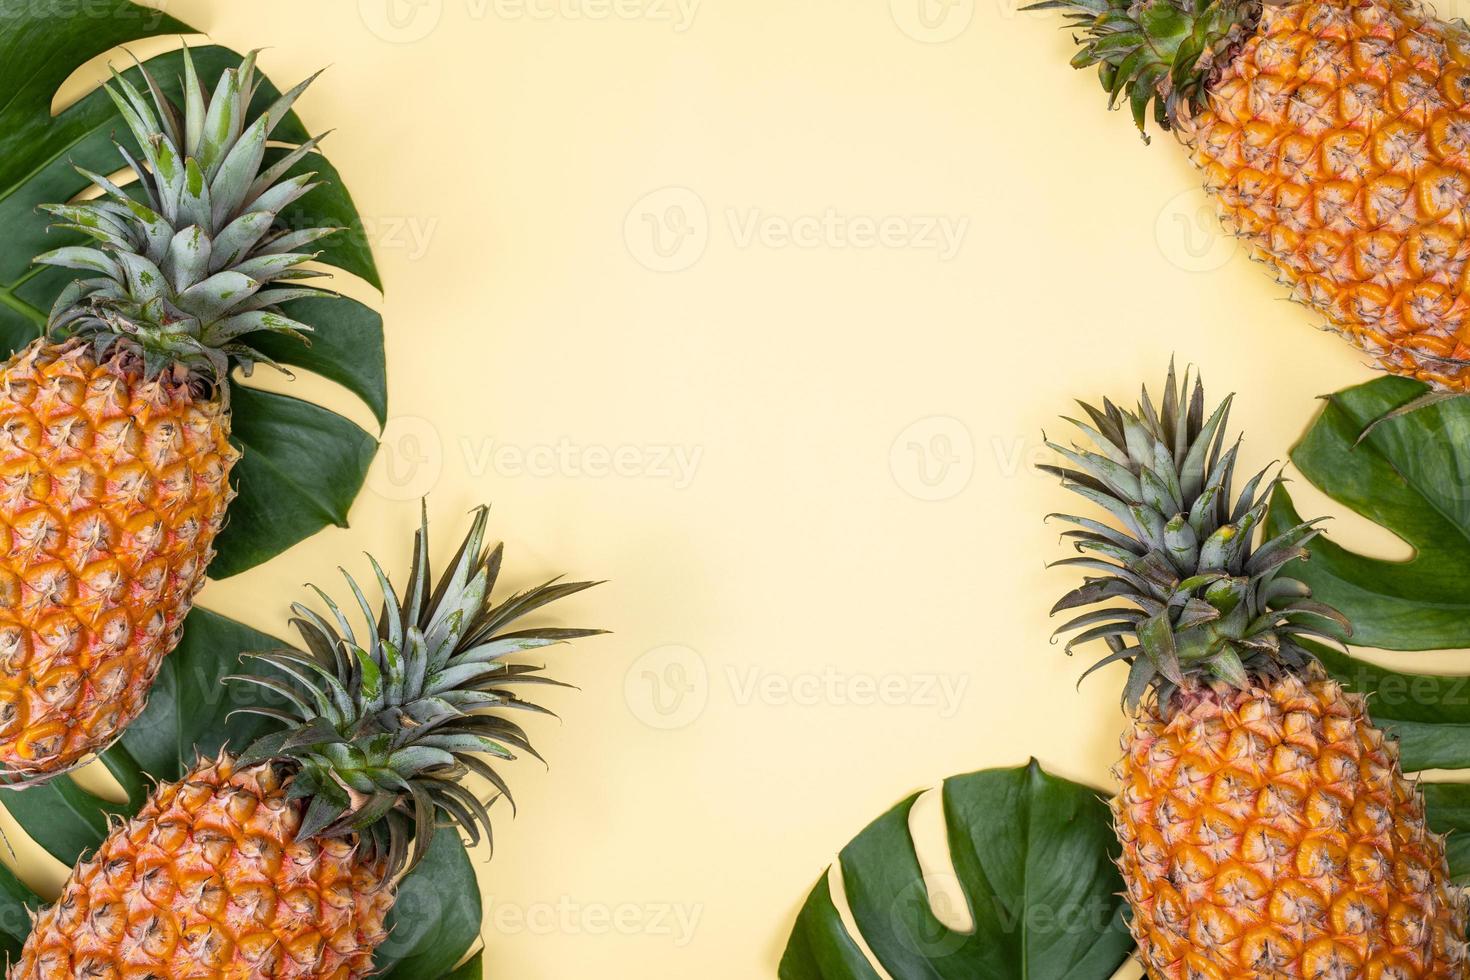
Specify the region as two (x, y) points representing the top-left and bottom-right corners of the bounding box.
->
(1036, 0), (1470, 393)
(1, 48), (340, 780)
(1047, 365), (1467, 977)
(0, 342), (235, 775)
(16, 754), (392, 978)
(10, 507), (602, 978)
(1117, 669), (1465, 977)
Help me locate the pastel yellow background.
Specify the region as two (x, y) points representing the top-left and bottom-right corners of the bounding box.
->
(9, 0), (1470, 977)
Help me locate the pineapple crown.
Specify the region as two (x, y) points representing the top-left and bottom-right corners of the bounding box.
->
(1044, 363), (1350, 710)
(35, 47), (336, 385)
(229, 505), (604, 881)
(1028, 0), (1259, 139)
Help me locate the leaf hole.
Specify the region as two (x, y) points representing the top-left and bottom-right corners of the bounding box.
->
(907, 786), (976, 935)
(825, 860), (899, 980)
(70, 758), (129, 805)
(50, 31), (203, 118)
(1283, 468), (1415, 563)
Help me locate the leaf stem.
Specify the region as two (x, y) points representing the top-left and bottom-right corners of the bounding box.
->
(0, 285), (45, 328)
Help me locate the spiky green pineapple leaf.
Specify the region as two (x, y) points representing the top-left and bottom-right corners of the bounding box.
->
(779, 761), (1133, 980)
(0, 2), (385, 578)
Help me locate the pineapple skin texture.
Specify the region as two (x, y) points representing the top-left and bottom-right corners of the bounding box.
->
(9, 755), (394, 979)
(1182, 0), (1470, 390)
(1113, 669), (1468, 978)
(0, 339), (236, 778)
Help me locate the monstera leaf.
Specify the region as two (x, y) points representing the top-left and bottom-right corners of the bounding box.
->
(0, 864), (41, 965)
(377, 836), (486, 979)
(1424, 783), (1470, 885)
(1267, 377), (1470, 651)
(0, 0), (386, 578)
(443, 954), (487, 979)
(1268, 376), (1470, 879)
(0, 609), (486, 978)
(780, 761), (1134, 980)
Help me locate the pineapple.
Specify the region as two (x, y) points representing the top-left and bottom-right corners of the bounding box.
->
(1036, 0), (1470, 393)
(1046, 365), (1468, 977)
(9, 505), (602, 978)
(0, 49), (340, 780)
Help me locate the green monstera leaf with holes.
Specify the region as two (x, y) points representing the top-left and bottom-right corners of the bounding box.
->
(1266, 376), (1470, 881)
(1267, 377), (1470, 652)
(780, 761), (1134, 980)
(0, 0), (386, 577)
